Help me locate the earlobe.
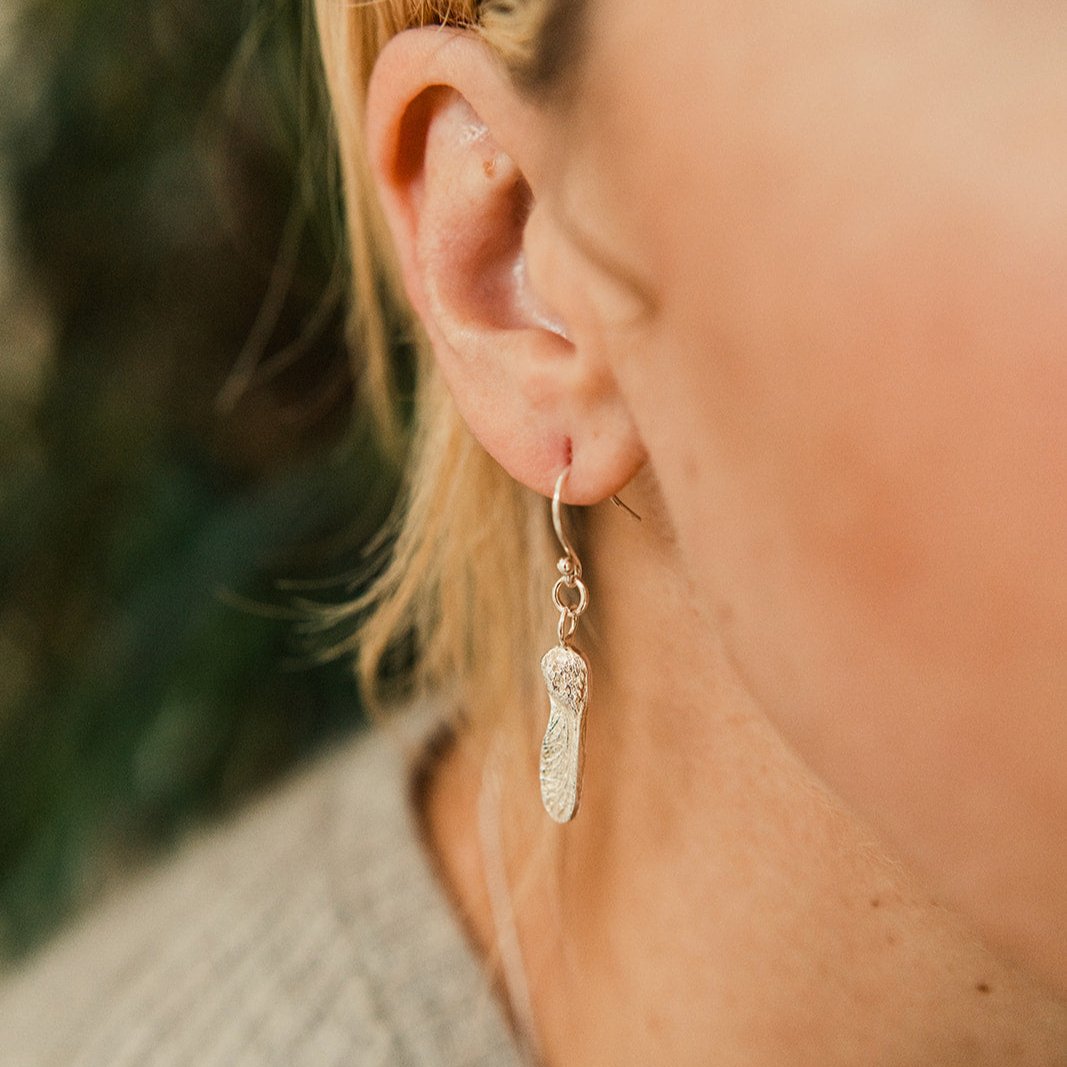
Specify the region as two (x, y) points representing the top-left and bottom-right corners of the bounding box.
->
(365, 28), (646, 503)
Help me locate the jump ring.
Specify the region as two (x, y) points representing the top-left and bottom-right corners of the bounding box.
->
(552, 576), (588, 618)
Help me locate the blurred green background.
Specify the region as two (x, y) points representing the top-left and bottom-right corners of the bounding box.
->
(0, 0), (401, 962)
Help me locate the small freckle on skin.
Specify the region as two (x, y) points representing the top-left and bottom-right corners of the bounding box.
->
(976, 982), (992, 995)
(681, 450), (698, 484)
(870, 898), (881, 909)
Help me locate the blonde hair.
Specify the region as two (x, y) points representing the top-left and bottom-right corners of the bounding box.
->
(312, 0), (562, 739)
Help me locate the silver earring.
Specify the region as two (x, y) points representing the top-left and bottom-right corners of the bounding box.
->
(539, 467), (591, 824)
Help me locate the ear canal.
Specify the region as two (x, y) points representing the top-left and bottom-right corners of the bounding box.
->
(513, 249), (574, 342)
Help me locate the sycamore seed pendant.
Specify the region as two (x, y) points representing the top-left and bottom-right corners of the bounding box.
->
(540, 643), (589, 823)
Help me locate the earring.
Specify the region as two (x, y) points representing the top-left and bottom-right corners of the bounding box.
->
(539, 467), (591, 824)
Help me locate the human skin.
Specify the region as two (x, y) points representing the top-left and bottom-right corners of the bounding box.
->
(540, 0), (1067, 991)
(364, 1), (1067, 1058)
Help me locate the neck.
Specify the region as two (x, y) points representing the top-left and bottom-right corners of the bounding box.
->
(425, 471), (1067, 1066)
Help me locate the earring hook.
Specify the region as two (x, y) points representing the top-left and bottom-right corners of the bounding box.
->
(553, 468), (643, 556)
(552, 468), (580, 573)
(610, 494), (642, 522)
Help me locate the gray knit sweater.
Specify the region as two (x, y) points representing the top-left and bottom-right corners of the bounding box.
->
(0, 704), (526, 1066)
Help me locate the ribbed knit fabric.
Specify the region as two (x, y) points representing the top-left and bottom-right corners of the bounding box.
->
(0, 703), (526, 1067)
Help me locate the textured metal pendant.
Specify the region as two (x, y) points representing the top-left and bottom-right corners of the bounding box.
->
(537, 469), (639, 823)
(539, 644), (589, 823)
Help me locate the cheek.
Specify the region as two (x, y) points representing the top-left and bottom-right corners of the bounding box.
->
(591, 0), (1067, 681)
(622, 280), (1067, 969)
(644, 197), (1067, 695)
(581, 0), (1067, 990)
(613, 25), (1067, 743)
(660, 221), (1067, 673)
(619, 226), (1067, 982)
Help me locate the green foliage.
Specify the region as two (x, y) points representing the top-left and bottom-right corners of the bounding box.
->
(0, 0), (399, 959)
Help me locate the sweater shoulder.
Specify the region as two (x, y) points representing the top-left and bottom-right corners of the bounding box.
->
(0, 704), (521, 1067)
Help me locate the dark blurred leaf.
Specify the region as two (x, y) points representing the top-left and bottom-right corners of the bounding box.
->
(0, 0), (400, 959)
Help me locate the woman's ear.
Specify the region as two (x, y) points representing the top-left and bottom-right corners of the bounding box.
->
(365, 28), (646, 503)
